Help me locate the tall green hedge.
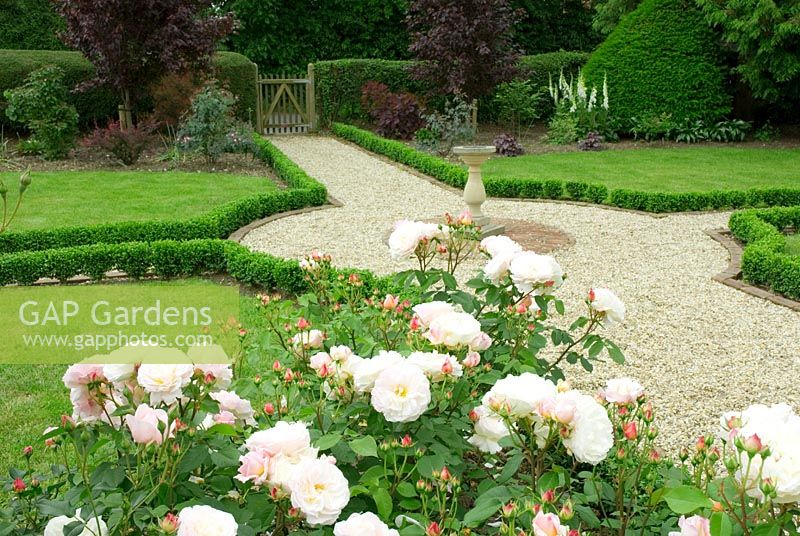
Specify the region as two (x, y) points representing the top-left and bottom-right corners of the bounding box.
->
(314, 52), (590, 125)
(582, 0), (732, 128)
(0, 50), (258, 128)
(0, 0), (66, 51)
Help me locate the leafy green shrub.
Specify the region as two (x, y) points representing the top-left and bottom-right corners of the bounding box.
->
(754, 122), (780, 142)
(630, 113), (676, 141)
(582, 0), (732, 129)
(545, 110), (580, 144)
(177, 83), (238, 163)
(3, 66), (78, 159)
(420, 97), (475, 156)
(0, 50), (256, 130)
(492, 80), (540, 136)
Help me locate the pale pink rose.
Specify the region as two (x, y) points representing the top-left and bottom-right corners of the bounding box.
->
(480, 235), (522, 257)
(669, 516), (710, 536)
(469, 332), (492, 351)
(411, 301), (455, 327)
(310, 352), (333, 370)
(509, 252), (564, 294)
(70, 387), (104, 422)
(482, 251), (515, 284)
(532, 511), (568, 536)
(63, 364), (105, 389)
(602, 378), (644, 404)
(125, 404), (168, 445)
(214, 411), (237, 425)
(177, 505), (237, 536)
(329, 345), (353, 362)
(195, 364), (233, 389)
(137, 364), (194, 406)
(426, 312), (482, 348)
(235, 451), (274, 486)
(462, 351), (481, 368)
(589, 288), (626, 325)
(211, 390), (256, 425)
(291, 329), (325, 349)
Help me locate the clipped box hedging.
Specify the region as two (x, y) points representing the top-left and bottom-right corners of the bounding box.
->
(0, 49), (258, 127)
(0, 135), (326, 255)
(334, 123), (800, 214)
(729, 207), (800, 300)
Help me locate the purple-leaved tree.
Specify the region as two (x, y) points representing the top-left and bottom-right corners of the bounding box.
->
(407, 0), (521, 99)
(54, 0), (236, 128)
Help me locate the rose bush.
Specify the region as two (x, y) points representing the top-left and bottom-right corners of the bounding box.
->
(3, 213), (797, 535)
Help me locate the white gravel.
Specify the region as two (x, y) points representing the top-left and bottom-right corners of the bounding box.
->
(243, 135), (800, 453)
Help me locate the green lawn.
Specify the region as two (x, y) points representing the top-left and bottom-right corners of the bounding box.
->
(786, 234), (800, 257)
(0, 278), (261, 474)
(484, 146), (800, 193)
(3, 171), (277, 231)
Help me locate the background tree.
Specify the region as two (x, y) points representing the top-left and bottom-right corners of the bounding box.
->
(407, 0), (520, 99)
(592, 0), (641, 35)
(53, 0), (235, 128)
(513, 0), (600, 53)
(697, 0), (800, 104)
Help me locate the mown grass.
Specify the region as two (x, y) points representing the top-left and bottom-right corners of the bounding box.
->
(3, 171), (277, 231)
(0, 278), (261, 473)
(484, 146), (800, 193)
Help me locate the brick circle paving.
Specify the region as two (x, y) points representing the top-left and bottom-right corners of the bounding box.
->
(491, 217), (574, 253)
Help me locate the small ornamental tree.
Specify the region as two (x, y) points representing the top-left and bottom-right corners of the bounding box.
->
(406, 0), (520, 99)
(54, 0), (235, 128)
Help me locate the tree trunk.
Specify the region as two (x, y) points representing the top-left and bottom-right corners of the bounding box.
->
(118, 89), (133, 130)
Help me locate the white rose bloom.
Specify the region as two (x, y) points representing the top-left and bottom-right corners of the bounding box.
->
(483, 251), (516, 284)
(194, 363), (234, 390)
(590, 288), (626, 325)
(137, 364), (194, 405)
(245, 421), (317, 458)
(177, 505), (238, 536)
(102, 363), (136, 384)
(426, 312), (482, 348)
(211, 390), (256, 425)
(334, 512), (399, 536)
(468, 405), (510, 454)
(337, 354), (364, 381)
(310, 352), (333, 371)
(407, 351), (463, 381)
(371, 362), (431, 423)
(728, 403), (800, 503)
(388, 220), (440, 260)
(480, 235), (522, 258)
(561, 391), (613, 465)
(289, 458), (350, 526)
(45, 512), (108, 536)
(482, 373), (557, 419)
(509, 252), (564, 294)
(352, 351), (405, 393)
(329, 345), (354, 362)
(291, 329), (325, 349)
(602, 377), (644, 404)
(411, 301), (455, 327)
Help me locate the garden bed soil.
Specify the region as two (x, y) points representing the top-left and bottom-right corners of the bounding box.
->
(0, 137), (282, 182)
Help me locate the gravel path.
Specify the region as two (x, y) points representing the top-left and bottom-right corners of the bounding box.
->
(243, 135), (800, 453)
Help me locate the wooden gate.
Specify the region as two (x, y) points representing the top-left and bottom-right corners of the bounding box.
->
(256, 64), (316, 134)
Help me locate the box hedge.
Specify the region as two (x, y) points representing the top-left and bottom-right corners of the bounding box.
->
(0, 49), (258, 128)
(582, 0), (731, 129)
(333, 122), (800, 214)
(729, 207), (800, 300)
(0, 135), (326, 255)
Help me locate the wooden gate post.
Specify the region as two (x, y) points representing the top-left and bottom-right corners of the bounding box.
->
(307, 63), (316, 132)
(255, 66), (263, 134)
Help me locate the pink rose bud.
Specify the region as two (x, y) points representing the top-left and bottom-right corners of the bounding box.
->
(541, 489), (555, 503)
(12, 478), (25, 493)
(409, 316), (422, 331)
(441, 360), (454, 375)
(623, 422), (638, 440)
(468, 409), (479, 422)
(318, 363), (331, 378)
(288, 507), (300, 518)
(22, 446), (33, 458)
(401, 434), (413, 448)
(382, 294), (399, 310)
(160, 513), (179, 534)
(263, 402), (275, 416)
(712, 501), (724, 512)
(426, 521), (442, 536)
(588, 288), (596, 302)
(569, 530), (581, 536)
(463, 351), (481, 368)
(560, 501), (574, 520)
(742, 434), (764, 455)
(283, 369), (294, 383)
(515, 303), (528, 314)
(502, 501), (517, 517)
(437, 244), (448, 254)
(239, 328), (247, 337)
(61, 415), (76, 430)
(459, 210), (473, 225)
(696, 435), (706, 451)
(439, 466), (451, 482)
(296, 317), (310, 330)
(272, 360), (282, 372)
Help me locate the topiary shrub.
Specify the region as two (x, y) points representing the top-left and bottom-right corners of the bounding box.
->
(582, 0), (731, 130)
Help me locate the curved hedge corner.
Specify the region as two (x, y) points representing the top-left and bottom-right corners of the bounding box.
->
(729, 207), (800, 301)
(332, 123), (800, 213)
(0, 49), (258, 127)
(0, 136), (326, 255)
(582, 0), (731, 128)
